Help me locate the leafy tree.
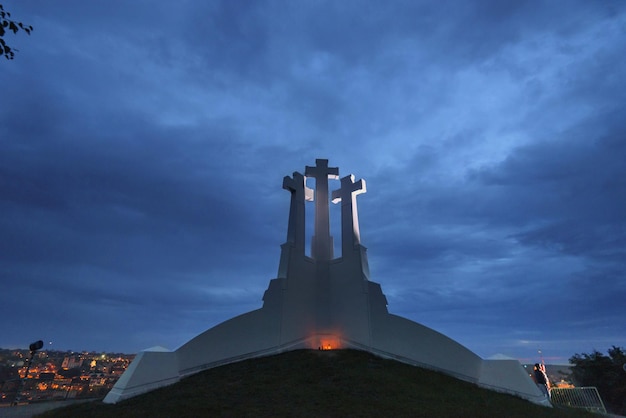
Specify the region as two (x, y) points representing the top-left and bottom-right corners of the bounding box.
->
(0, 3), (33, 60)
(569, 346), (626, 415)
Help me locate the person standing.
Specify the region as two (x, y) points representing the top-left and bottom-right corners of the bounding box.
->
(534, 363), (551, 399)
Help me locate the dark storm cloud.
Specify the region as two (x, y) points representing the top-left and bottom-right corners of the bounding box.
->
(355, 17), (626, 358)
(477, 119), (626, 242)
(0, 64), (284, 335)
(180, 2), (271, 77)
(1, 0), (625, 361)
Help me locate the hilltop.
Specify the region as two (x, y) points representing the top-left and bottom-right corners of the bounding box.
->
(38, 349), (594, 418)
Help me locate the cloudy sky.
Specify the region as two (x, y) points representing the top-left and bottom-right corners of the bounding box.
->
(1, 1), (624, 364)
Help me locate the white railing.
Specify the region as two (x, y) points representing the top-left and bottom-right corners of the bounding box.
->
(550, 387), (607, 414)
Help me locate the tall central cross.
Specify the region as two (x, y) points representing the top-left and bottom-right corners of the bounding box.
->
(305, 159), (339, 261)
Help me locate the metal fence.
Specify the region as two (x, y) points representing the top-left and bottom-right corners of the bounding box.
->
(550, 387), (607, 414)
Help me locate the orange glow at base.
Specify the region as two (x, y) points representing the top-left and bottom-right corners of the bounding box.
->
(318, 336), (341, 350)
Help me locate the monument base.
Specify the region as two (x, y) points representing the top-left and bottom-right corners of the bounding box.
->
(105, 328), (547, 406)
(105, 159), (549, 408)
(103, 347), (179, 404)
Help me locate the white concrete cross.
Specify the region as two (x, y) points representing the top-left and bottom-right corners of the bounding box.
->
(282, 172), (313, 252)
(332, 174), (367, 255)
(305, 159), (339, 261)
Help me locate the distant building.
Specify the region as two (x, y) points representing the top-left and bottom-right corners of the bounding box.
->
(61, 356), (83, 370)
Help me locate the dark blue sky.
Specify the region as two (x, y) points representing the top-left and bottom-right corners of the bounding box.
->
(1, 0), (625, 364)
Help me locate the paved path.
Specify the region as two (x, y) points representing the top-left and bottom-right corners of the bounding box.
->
(0, 399), (95, 418)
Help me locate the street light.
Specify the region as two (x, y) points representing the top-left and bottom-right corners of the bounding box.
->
(12, 340), (44, 406)
(29, 341), (43, 352)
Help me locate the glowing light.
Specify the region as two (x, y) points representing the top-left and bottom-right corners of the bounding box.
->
(319, 335), (341, 350)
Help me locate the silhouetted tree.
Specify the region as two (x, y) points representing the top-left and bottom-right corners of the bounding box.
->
(0, 4), (33, 60)
(569, 346), (626, 415)
(0, 364), (19, 383)
(57, 367), (82, 379)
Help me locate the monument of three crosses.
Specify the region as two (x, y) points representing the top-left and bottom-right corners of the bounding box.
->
(104, 159), (549, 406)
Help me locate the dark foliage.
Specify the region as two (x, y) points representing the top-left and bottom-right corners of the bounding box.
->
(569, 346), (626, 415)
(0, 365), (19, 383)
(0, 3), (33, 60)
(56, 367), (82, 379)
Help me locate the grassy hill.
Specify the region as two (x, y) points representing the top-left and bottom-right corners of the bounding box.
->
(38, 349), (595, 418)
